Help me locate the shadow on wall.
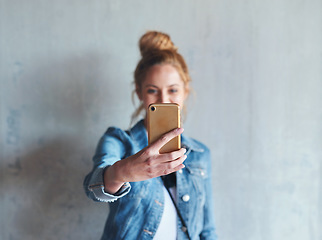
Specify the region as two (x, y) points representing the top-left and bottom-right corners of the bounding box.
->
(2, 53), (114, 239)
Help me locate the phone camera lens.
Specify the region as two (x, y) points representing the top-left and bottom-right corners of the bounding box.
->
(151, 106), (156, 111)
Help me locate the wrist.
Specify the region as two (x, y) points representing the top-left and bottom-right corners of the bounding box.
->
(104, 162), (125, 194)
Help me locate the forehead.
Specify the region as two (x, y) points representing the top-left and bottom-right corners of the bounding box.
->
(143, 64), (184, 86)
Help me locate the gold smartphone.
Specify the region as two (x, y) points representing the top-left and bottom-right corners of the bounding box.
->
(147, 103), (181, 153)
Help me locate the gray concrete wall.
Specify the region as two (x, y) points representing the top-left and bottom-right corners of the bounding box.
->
(1, 1), (321, 239)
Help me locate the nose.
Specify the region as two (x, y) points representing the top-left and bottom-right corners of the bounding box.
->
(159, 91), (170, 103)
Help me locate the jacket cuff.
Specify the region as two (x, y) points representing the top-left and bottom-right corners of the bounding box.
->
(87, 166), (131, 202)
(89, 182), (131, 202)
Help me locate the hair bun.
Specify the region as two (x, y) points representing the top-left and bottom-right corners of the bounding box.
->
(139, 31), (178, 57)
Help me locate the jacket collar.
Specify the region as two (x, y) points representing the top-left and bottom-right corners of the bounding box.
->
(128, 119), (204, 153)
(127, 119), (148, 150)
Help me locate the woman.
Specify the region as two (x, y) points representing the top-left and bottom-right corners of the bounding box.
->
(83, 31), (217, 240)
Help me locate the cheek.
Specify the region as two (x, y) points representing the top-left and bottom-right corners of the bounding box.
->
(171, 93), (186, 106)
(141, 94), (157, 109)
(143, 93), (156, 102)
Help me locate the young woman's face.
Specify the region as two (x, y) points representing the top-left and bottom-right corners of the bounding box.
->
(137, 64), (188, 112)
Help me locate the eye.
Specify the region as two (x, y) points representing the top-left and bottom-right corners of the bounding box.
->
(147, 88), (158, 94)
(169, 88), (178, 93)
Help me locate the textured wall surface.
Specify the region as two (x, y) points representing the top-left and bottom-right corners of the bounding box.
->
(1, 1), (321, 240)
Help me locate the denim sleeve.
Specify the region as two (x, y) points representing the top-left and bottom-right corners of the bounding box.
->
(200, 148), (218, 240)
(83, 127), (131, 202)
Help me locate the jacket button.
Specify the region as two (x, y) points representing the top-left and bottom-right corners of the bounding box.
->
(178, 169), (183, 174)
(182, 194), (190, 202)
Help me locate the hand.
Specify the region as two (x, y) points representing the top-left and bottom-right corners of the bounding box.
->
(104, 128), (186, 194)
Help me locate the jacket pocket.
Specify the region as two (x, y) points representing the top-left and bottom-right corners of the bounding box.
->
(186, 165), (207, 205)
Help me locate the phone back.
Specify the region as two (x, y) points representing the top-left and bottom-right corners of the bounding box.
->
(147, 103), (181, 153)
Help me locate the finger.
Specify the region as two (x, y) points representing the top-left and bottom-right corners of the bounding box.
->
(155, 154), (187, 176)
(151, 128), (184, 151)
(157, 148), (186, 163)
(162, 162), (186, 176)
(167, 163), (185, 175)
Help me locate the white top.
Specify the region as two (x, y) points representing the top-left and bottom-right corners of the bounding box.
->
(153, 186), (177, 239)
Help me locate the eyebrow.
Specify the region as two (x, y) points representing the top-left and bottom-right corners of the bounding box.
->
(144, 84), (158, 88)
(144, 84), (180, 88)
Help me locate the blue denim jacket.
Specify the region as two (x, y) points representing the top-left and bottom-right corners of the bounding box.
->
(83, 120), (217, 240)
